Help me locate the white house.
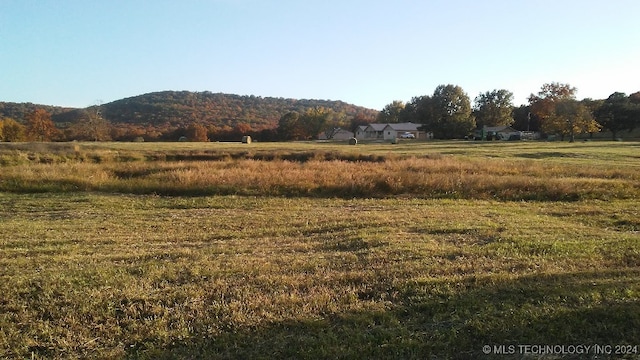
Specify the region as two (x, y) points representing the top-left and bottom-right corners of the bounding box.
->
(355, 123), (388, 140)
(382, 123), (420, 140)
(475, 126), (522, 140)
(355, 122), (432, 140)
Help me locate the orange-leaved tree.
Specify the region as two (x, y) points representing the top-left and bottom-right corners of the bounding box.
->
(528, 82), (599, 141)
(25, 109), (59, 141)
(1, 118), (26, 142)
(186, 123), (209, 141)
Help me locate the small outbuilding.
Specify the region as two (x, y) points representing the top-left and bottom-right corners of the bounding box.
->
(318, 128), (355, 141)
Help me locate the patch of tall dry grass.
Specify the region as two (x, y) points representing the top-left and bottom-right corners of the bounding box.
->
(1, 156), (637, 200)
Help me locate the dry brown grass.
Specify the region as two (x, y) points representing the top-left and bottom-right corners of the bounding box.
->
(1, 141), (639, 358)
(0, 193), (638, 359)
(1, 153), (638, 200)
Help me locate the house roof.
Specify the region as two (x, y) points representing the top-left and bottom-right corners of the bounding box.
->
(385, 122), (421, 131)
(364, 122), (421, 132)
(483, 126), (518, 133)
(367, 123), (388, 131)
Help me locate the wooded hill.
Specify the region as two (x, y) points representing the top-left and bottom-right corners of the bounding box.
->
(102, 91), (378, 128)
(0, 91), (379, 141)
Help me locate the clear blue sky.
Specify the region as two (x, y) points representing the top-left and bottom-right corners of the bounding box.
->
(1, 0), (639, 110)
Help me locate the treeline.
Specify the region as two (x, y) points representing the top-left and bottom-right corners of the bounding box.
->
(377, 83), (640, 140)
(0, 91), (378, 142)
(3, 85), (640, 143)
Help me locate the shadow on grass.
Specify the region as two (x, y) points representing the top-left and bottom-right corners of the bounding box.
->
(516, 152), (582, 159)
(127, 269), (640, 360)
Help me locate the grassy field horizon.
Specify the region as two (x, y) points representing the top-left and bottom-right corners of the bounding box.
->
(1, 141), (639, 359)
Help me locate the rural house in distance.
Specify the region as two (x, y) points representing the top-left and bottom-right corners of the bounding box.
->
(473, 125), (539, 141)
(355, 122), (433, 141)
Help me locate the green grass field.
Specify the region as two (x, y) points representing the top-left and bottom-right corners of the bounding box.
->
(1, 140), (639, 359)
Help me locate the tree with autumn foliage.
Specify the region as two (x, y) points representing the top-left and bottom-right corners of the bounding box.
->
(65, 107), (112, 141)
(25, 109), (59, 141)
(528, 82), (600, 141)
(185, 123), (209, 141)
(1, 118), (27, 142)
(349, 112), (376, 132)
(233, 123), (253, 137)
(277, 112), (303, 140)
(300, 107), (333, 140)
(555, 99), (599, 142)
(82, 106), (111, 141)
(276, 107), (339, 140)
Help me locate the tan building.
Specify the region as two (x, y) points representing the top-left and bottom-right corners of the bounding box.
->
(355, 122), (432, 140)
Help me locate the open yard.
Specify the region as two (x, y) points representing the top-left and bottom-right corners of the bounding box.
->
(1, 140), (639, 359)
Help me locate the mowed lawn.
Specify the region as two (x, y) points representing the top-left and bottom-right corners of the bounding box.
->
(0, 140), (639, 359)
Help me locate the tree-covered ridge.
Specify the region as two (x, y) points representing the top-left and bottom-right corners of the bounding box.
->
(101, 91), (378, 129)
(0, 102), (75, 123)
(1, 91), (378, 141)
(0, 92), (378, 129)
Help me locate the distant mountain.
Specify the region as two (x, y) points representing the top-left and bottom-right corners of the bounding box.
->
(1, 91), (379, 129)
(1, 91), (379, 141)
(0, 102), (77, 123)
(100, 91), (379, 130)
